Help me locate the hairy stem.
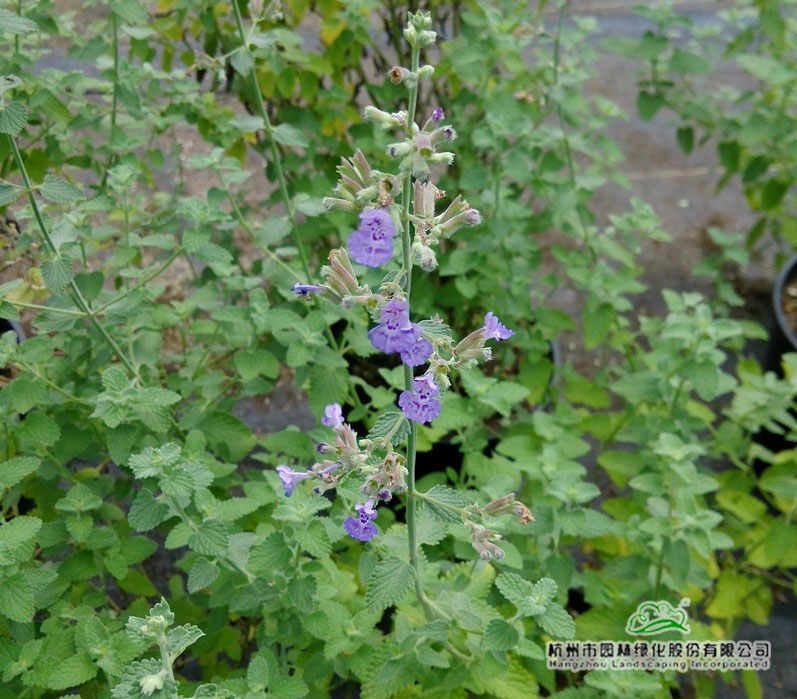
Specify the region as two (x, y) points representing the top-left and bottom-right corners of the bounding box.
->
(401, 42), (432, 619)
(7, 135), (139, 379)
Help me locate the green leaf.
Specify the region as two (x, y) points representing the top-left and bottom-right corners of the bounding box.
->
(196, 411), (254, 462)
(188, 519), (228, 556)
(109, 0), (147, 24)
(366, 412), (408, 446)
(128, 488), (169, 531)
(55, 483), (103, 512)
(0, 456), (39, 489)
(308, 365), (348, 415)
(365, 556), (414, 610)
(669, 47), (710, 74)
(676, 126), (694, 155)
(271, 123), (308, 148)
(0, 184), (20, 206)
(295, 519), (330, 558)
(0, 572), (34, 622)
(166, 624), (204, 656)
(0, 515), (41, 564)
(188, 557), (219, 593)
(16, 411), (60, 448)
(637, 91), (664, 121)
(230, 49), (254, 76)
(229, 115), (264, 132)
(235, 349), (279, 381)
(247, 654), (270, 691)
(0, 9), (38, 34)
(582, 298), (614, 349)
(481, 618), (519, 651)
(47, 652), (97, 690)
(41, 175), (84, 204)
(0, 101), (27, 136)
(41, 258), (73, 294)
(537, 603), (576, 639)
(421, 485), (474, 525)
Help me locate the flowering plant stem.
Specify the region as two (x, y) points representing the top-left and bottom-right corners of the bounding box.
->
(229, 0), (338, 351)
(7, 134), (140, 380)
(401, 42), (431, 619)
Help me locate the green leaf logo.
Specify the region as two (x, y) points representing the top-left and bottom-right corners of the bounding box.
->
(625, 599), (691, 636)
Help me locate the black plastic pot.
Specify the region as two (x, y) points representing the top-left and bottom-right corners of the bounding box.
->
(763, 253), (797, 375)
(0, 318), (25, 344)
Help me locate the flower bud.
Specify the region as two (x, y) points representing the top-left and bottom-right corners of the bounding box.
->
(483, 493), (516, 515)
(418, 65), (435, 79)
(355, 184), (379, 203)
(418, 30), (437, 46)
(363, 106), (401, 129)
(387, 141), (412, 159)
(249, 0), (264, 16)
(403, 25), (418, 45)
(464, 208), (482, 226)
(323, 196), (357, 212)
(429, 151), (454, 165)
(418, 244), (437, 272)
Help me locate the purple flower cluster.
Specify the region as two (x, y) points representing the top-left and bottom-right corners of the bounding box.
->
(398, 374), (441, 424)
(348, 208), (397, 268)
(343, 498), (378, 541)
(369, 299), (432, 367)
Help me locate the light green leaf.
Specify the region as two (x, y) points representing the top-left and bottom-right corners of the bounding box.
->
(55, 483), (103, 512)
(481, 618), (519, 651)
(230, 50), (254, 76)
(0, 101), (27, 136)
(188, 557), (219, 593)
(367, 412), (408, 446)
(0, 456), (40, 489)
(295, 519), (330, 558)
(229, 115), (264, 132)
(421, 485), (474, 525)
(165, 624), (204, 656)
(188, 519), (228, 556)
(0, 572), (34, 622)
(41, 258), (73, 294)
(537, 602), (576, 639)
(128, 488), (169, 531)
(41, 175), (84, 204)
(365, 556), (414, 610)
(271, 123), (308, 148)
(0, 9), (38, 35)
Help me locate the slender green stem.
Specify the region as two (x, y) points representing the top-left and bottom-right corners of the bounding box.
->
(100, 11), (119, 190)
(7, 135), (139, 378)
(229, 1), (338, 352)
(7, 300), (84, 316)
(12, 361), (93, 406)
(399, 41), (432, 620)
(96, 249), (181, 313)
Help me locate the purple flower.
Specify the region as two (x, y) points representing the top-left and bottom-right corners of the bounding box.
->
(483, 312), (514, 341)
(431, 107), (444, 123)
(399, 334), (433, 367)
(276, 465), (311, 497)
(369, 300), (433, 367)
(291, 283), (322, 296)
(347, 208), (397, 268)
(343, 498), (378, 541)
(321, 403), (344, 428)
(398, 375), (441, 424)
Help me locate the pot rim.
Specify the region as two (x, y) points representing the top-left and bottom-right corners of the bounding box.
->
(773, 253), (797, 352)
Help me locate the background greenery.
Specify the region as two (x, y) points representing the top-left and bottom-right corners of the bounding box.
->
(0, 0), (795, 697)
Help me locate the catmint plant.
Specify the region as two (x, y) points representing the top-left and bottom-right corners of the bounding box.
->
(285, 11), (533, 582)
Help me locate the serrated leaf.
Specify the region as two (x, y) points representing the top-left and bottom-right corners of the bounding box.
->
(367, 412), (409, 446)
(41, 258), (73, 294)
(365, 556), (414, 610)
(247, 654), (270, 690)
(537, 603), (576, 639)
(0, 184), (20, 206)
(481, 618), (519, 651)
(0, 456), (39, 489)
(295, 519), (330, 558)
(188, 557), (219, 593)
(421, 485), (474, 525)
(0, 101), (27, 136)
(308, 365), (348, 415)
(16, 411), (60, 448)
(47, 652), (97, 690)
(0, 9), (38, 35)
(0, 572), (34, 622)
(55, 483), (103, 512)
(271, 123), (308, 148)
(197, 411), (254, 462)
(229, 115), (264, 132)
(41, 174), (84, 204)
(128, 488), (169, 531)
(166, 624), (204, 656)
(230, 49), (254, 76)
(188, 519), (228, 556)
(235, 349), (279, 381)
